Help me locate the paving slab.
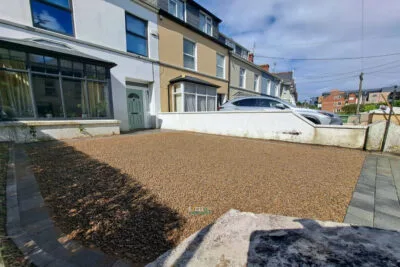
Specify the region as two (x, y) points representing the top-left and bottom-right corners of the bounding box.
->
(345, 154), (400, 231)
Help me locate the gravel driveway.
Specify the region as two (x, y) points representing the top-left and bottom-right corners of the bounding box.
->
(26, 131), (366, 263)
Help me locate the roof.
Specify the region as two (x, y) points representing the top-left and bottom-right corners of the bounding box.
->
(169, 75), (220, 88)
(159, 9), (232, 51)
(0, 37), (117, 67)
(188, 0), (222, 23)
(274, 72), (293, 82)
(322, 86), (398, 96)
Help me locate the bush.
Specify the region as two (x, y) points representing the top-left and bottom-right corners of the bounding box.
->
(341, 104), (360, 114)
(393, 100), (400, 107)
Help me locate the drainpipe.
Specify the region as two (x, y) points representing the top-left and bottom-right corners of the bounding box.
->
(227, 51), (232, 100)
(381, 88), (396, 152)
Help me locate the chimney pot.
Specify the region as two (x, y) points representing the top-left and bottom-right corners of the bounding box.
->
(260, 64), (270, 72)
(248, 53), (254, 63)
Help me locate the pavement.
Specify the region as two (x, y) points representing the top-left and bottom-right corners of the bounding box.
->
(6, 145), (131, 267)
(344, 153), (400, 230)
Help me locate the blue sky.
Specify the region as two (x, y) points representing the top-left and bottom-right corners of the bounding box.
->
(198, 0), (400, 101)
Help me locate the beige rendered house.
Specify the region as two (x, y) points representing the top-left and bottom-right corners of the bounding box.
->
(156, 2), (231, 112)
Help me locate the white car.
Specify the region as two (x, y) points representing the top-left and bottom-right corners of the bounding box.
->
(219, 96), (342, 125)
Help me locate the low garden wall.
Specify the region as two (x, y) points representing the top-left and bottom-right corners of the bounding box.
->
(0, 120), (120, 143)
(366, 121), (400, 153)
(158, 111), (368, 149)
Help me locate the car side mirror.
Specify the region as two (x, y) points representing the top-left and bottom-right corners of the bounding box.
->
(275, 103), (286, 109)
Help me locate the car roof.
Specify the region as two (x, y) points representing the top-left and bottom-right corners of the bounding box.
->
(228, 95), (282, 102)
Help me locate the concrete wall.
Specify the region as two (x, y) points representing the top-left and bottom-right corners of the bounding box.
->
(0, 120), (120, 143)
(366, 121), (400, 154)
(158, 111), (368, 149)
(0, 0), (161, 131)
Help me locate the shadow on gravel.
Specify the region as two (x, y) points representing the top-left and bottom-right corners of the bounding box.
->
(24, 141), (185, 265)
(247, 219), (400, 266)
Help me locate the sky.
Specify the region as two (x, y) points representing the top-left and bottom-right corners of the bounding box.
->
(197, 0), (400, 101)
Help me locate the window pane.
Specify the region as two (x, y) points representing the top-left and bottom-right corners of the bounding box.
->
(184, 94), (196, 112)
(9, 50), (26, 69)
(197, 86), (206, 95)
(86, 64), (96, 79)
(97, 66), (106, 80)
(217, 54), (224, 66)
(60, 59), (73, 76)
(207, 96), (216, 111)
(207, 88), (216, 96)
(184, 55), (195, 69)
(0, 71), (34, 118)
(197, 95), (206, 112)
(185, 83), (196, 93)
(217, 67), (224, 78)
(126, 14), (146, 37)
(177, 0), (185, 20)
(127, 33), (148, 56)
(73, 62), (83, 77)
(183, 39), (195, 56)
(206, 21), (212, 35)
(199, 13), (205, 32)
(174, 93), (182, 112)
(43, 0), (70, 9)
(168, 0), (177, 16)
(32, 75), (63, 118)
(87, 82), (108, 117)
(0, 48), (9, 68)
(31, 0), (74, 35)
(62, 79), (87, 118)
(44, 56), (58, 74)
(30, 54), (46, 72)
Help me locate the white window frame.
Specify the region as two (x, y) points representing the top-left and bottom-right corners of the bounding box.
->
(172, 82), (217, 112)
(216, 53), (225, 79)
(199, 11), (213, 36)
(254, 74), (259, 92)
(239, 68), (246, 88)
(183, 38), (197, 70)
(168, 0), (186, 21)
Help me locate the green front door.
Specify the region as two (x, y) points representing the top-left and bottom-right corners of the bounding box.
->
(127, 88), (145, 130)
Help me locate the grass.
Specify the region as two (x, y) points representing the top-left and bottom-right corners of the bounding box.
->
(26, 132), (366, 264)
(0, 143), (27, 267)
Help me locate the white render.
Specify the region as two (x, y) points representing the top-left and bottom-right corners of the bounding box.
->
(0, 0), (161, 131)
(0, 120), (120, 143)
(158, 111), (368, 149)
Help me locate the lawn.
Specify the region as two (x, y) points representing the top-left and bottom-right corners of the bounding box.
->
(0, 143), (27, 267)
(26, 132), (366, 264)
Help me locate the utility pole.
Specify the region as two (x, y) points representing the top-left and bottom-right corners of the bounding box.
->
(356, 72), (364, 117)
(381, 87), (397, 152)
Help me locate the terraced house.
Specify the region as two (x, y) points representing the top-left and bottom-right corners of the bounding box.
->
(0, 0), (161, 134)
(155, 0), (231, 112)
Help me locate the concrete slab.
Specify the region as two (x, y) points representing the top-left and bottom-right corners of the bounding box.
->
(148, 210), (400, 266)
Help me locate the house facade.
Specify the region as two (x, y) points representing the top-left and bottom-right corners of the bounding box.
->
(156, 0), (231, 112)
(0, 0), (161, 132)
(274, 71), (297, 105)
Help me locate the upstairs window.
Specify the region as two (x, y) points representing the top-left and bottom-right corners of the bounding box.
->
(216, 54), (225, 78)
(183, 39), (196, 70)
(30, 0), (74, 36)
(239, 68), (246, 88)
(200, 12), (213, 36)
(168, 0), (185, 21)
(254, 74), (259, 91)
(126, 13), (148, 57)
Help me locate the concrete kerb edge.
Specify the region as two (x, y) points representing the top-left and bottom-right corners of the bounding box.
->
(5, 144), (66, 266)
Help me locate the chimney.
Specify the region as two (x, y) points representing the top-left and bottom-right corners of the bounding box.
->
(248, 53), (254, 63)
(260, 64), (270, 72)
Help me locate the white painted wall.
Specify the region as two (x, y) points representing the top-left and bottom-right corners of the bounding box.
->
(366, 121), (400, 153)
(0, 120), (120, 143)
(0, 0), (160, 131)
(158, 111), (368, 149)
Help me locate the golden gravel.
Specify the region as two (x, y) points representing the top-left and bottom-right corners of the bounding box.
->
(26, 132), (366, 263)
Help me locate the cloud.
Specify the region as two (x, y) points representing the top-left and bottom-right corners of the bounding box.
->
(199, 0), (400, 100)
(33, 10), (66, 33)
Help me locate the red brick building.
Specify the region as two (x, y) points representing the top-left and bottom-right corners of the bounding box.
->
(321, 90), (346, 113)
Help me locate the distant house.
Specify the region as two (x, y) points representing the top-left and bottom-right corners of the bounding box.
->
(274, 71), (298, 105)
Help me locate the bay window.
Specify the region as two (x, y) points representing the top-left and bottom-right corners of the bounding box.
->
(183, 39), (196, 70)
(0, 47), (112, 120)
(172, 82), (217, 112)
(30, 0), (74, 36)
